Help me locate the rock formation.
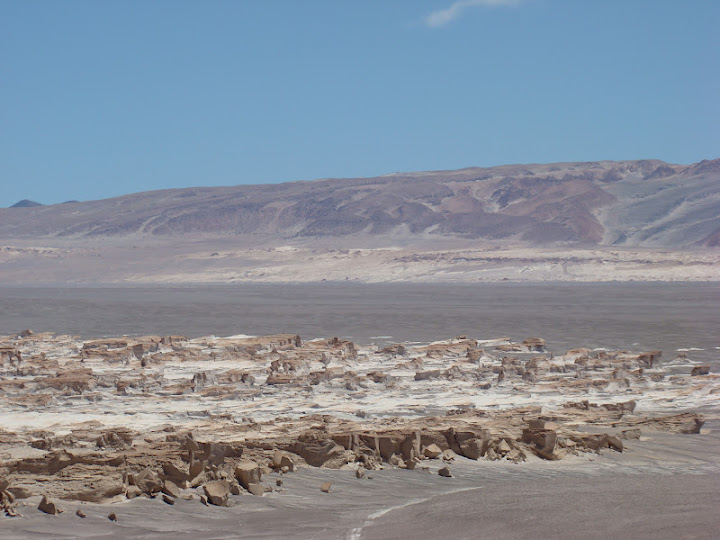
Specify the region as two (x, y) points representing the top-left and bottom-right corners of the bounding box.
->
(0, 330), (715, 513)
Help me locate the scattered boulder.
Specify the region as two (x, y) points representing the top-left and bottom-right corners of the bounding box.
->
(1, 488), (17, 517)
(247, 483), (265, 497)
(506, 448), (527, 463)
(496, 439), (512, 454)
(423, 444), (442, 459)
(235, 461), (263, 489)
(134, 468), (163, 495)
(270, 450), (295, 472)
(38, 496), (62, 515)
(691, 365), (710, 376)
(459, 438), (486, 460)
(438, 466), (453, 477)
(125, 486), (142, 499)
(522, 429), (560, 460)
(203, 480), (230, 507)
(162, 480), (181, 499)
(607, 435), (624, 452)
(320, 482), (332, 493)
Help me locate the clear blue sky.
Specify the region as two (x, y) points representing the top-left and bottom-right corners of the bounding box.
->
(1, 0), (718, 207)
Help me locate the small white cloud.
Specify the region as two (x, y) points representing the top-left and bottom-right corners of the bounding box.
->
(425, 0), (522, 28)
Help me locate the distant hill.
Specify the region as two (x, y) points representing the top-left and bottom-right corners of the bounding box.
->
(9, 199), (43, 208)
(1, 159), (719, 248)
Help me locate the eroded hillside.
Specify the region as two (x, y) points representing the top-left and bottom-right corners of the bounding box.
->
(2, 159), (719, 248)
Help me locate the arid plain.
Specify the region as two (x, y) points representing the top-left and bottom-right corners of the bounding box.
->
(1, 160), (719, 538)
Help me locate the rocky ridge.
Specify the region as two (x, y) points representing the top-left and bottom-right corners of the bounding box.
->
(0, 330), (716, 517)
(2, 159), (719, 248)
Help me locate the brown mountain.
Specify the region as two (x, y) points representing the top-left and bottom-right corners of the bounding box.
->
(2, 159), (719, 247)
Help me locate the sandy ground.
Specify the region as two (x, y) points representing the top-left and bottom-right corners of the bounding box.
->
(361, 473), (720, 540)
(1, 237), (718, 284)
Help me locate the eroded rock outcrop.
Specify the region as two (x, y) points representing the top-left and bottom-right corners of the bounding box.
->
(0, 329), (714, 511)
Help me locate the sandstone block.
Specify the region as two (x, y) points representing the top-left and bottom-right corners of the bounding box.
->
(271, 450), (295, 472)
(162, 480), (181, 499)
(38, 496), (62, 515)
(423, 444), (442, 459)
(496, 439), (512, 454)
(459, 438), (486, 460)
(506, 448), (527, 462)
(203, 480), (230, 507)
(607, 435), (624, 452)
(235, 461), (263, 489)
(400, 431), (421, 462)
(125, 486), (142, 499)
(135, 468), (162, 495)
(162, 461), (190, 485)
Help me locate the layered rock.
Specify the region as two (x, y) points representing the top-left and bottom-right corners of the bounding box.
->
(0, 329), (715, 512)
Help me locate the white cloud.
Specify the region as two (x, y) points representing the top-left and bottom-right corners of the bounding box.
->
(425, 0), (522, 28)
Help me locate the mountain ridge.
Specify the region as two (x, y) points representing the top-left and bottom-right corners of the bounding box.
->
(2, 159), (719, 248)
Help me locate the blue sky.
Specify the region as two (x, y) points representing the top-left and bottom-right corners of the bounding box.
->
(1, 0), (718, 207)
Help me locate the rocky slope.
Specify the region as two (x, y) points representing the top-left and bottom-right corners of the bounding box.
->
(2, 159), (719, 248)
